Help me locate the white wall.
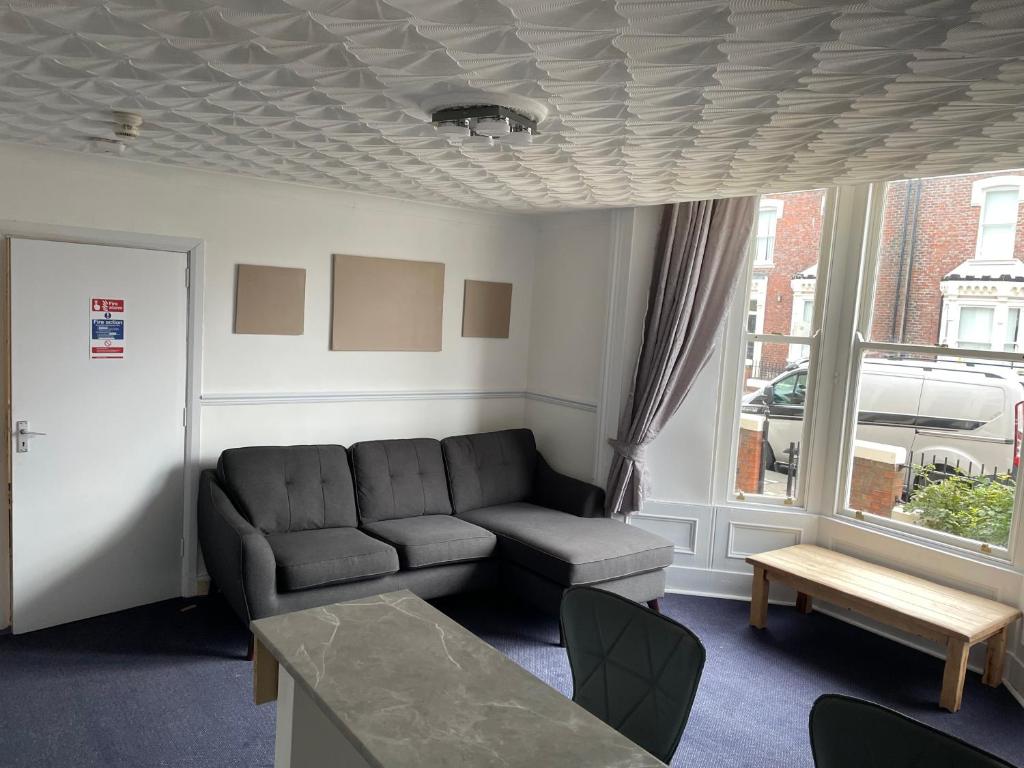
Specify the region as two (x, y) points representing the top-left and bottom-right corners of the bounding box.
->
(0, 143), (541, 622)
(524, 210), (612, 480)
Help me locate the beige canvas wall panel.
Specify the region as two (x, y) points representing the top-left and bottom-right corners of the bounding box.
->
(235, 264), (306, 335)
(462, 280), (513, 339)
(331, 254), (444, 352)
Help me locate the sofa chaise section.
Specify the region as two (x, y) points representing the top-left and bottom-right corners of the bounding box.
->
(441, 429), (674, 613)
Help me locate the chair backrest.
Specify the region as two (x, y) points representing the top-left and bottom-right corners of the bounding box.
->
(217, 445), (358, 534)
(441, 428), (537, 514)
(809, 694), (1018, 768)
(560, 586), (705, 764)
(350, 438), (453, 522)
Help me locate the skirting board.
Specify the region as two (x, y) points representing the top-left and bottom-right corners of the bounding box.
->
(663, 571), (1024, 709)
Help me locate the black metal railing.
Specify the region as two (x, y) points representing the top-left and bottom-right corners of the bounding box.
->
(748, 359), (790, 382)
(901, 452), (1013, 501)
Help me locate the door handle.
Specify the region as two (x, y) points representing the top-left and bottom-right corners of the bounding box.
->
(15, 420), (46, 453)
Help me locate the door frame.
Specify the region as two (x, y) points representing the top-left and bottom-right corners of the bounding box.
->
(1, 221), (205, 629)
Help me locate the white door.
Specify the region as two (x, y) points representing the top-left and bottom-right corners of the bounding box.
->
(10, 238), (188, 633)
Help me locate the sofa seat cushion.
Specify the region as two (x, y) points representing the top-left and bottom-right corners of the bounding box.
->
(265, 527), (399, 592)
(459, 503), (673, 586)
(362, 516), (497, 569)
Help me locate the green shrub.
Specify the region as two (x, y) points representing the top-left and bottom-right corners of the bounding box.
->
(907, 465), (1014, 548)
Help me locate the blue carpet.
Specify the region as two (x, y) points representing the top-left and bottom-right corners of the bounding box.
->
(0, 592), (1021, 767)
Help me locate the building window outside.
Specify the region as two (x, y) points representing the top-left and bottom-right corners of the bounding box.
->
(971, 176), (1023, 261)
(755, 201), (783, 264)
(746, 300), (758, 362)
(746, 276), (767, 370)
(1006, 307), (1021, 352)
(956, 306), (995, 350)
(978, 188), (1020, 260)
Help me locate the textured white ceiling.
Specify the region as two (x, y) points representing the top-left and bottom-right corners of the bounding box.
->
(1, 1), (1023, 211)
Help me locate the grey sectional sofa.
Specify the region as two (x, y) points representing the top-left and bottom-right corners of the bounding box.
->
(198, 428), (673, 637)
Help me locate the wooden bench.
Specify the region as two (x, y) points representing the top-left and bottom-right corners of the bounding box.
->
(746, 544), (1022, 712)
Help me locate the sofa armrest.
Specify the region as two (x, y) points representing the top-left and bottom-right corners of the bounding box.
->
(197, 469), (278, 625)
(531, 453), (607, 518)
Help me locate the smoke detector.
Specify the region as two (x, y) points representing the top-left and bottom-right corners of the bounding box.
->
(112, 112), (143, 140)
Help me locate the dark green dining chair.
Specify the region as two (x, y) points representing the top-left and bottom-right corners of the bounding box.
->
(809, 694), (1019, 768)
(560, 586), (706, 764)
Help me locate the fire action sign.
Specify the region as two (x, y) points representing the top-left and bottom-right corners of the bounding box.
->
(90, 298), (125, 360)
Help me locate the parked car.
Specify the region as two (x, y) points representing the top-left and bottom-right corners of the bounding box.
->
(742, 358), (1024, 478)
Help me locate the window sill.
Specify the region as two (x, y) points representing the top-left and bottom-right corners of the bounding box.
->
(830, 510), (1021, 573)
(721, 495), (808, 514)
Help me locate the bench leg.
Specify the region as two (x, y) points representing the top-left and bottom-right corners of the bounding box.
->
(750, 566), (769, 629)
(795, 592), (812, 614)
(940, 637), (969, 713)
(983, 628), (1008, 688)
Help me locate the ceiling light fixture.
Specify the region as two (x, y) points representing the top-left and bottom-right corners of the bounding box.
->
(431, 105), (535, 147)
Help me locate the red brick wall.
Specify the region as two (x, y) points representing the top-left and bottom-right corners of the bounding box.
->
(849, 456), (904, 517)
(736, 419), (763, 494)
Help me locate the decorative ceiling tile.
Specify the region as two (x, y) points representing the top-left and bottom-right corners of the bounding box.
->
(0, 0), (1021, 210)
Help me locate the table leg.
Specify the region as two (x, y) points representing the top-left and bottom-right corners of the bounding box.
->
(750, 565), (769, 629)
(253, 637), (280, 705)
(795, 592), (813, 614)
(940, 637), (969, 713)
(982, 627), (1008, 688)
(276, 668), (374, 768)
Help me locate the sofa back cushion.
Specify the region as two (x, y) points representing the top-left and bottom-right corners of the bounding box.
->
(218, 445), (357, 533)
(351, 438), (452, 522)
(441, 429), (537, 514)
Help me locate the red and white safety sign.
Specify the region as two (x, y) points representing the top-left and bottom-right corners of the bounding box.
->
(90, 297), (126, 360)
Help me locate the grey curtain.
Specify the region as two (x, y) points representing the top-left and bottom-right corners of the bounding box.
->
(606, 196), (757, 516)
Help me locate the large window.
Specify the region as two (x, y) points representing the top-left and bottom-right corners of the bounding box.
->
(844, 171), (1024, 556)
(732, 190), (828, 504)
(721, 170), (1024, 560)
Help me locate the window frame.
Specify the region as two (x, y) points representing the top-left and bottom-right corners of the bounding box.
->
(714, 189), (836, 510)
(833, 180), (1024, 562)
(754, 199), (784, 266)
(971, 176), (1023, 262)
(955, 304), (996, 350)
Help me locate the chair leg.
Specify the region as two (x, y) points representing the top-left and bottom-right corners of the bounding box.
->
(646, 599), (661, 613)
(246, 633), (255, 662)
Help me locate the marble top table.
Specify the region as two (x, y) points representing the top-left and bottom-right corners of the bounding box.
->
(251, 590), (665, 768)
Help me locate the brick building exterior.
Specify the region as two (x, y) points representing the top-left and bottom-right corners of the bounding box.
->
(748, 188), (825, 379)
(870, 171), (1024, 347)
(747, 170), (1024, 384)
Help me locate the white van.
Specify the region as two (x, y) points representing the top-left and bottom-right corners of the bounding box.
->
(742, 359), (1024, 478)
